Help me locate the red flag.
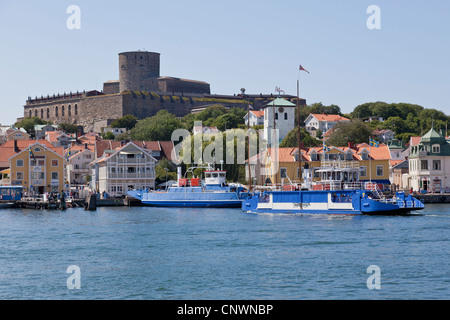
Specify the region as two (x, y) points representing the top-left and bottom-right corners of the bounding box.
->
(299, 65), (310, 73)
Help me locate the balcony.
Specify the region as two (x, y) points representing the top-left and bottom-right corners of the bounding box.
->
(108, 173), (155, 179)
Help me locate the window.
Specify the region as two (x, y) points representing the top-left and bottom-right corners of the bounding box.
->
(62, 105), (65, 117)
(68, 105), (71, 116)
(16, 159), (24, 167)
(432, 160), (441, 171)
(41, 109), (44, 119)
(275, 113), (278, 120)
(284, 113), (288, 120)
(51, 172), (58, 180)
(376, 165), (383, 176)
(361, 152), (369, 160)
(31, 172), (45, 180)
(55, 106), (58, 117)
(52, 159), (58, 167)
(432, 145), (440, 154)
(280, 167), (287, 178)
(16, 172), (24, 180)
(38, 159), (45, 166)
(360, 166), (367, 177)
(346, 152), (353, 161)
(75, 104), (78, 115)
(421, 160), (428, 170)
(47, 108), (50, 118)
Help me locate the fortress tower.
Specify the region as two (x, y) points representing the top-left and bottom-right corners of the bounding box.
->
(119, 51), (161, 92)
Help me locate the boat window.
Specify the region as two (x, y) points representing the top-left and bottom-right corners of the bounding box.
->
(219, 173), (225, 178)
(205, 173), (211, 178)
(212, 173), (218, 178)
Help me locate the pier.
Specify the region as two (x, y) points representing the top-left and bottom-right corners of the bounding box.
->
(415, 193), (450, 204)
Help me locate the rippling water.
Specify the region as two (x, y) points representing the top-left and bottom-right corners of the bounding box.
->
(0, 204), (448, 300)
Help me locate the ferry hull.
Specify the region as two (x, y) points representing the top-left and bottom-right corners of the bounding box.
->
(128, 188), (245, 208)
(242, 190), (424, 216)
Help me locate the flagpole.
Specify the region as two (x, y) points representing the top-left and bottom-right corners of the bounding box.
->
(297, 78), (301, 186)
(369, 137), (372, 185)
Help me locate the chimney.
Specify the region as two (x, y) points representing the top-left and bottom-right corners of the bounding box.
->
(14, 140), (20, 153)
(85, 143), (88, 150)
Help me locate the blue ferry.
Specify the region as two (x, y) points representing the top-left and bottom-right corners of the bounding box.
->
(242, 165), (424, 215)
(127, 166), (247, 208)
(242, 189), (424, 215)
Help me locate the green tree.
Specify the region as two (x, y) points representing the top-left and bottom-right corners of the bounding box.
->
(130, 110), (183, 141)
(280, 127), (321, 148)
(15, 117), (50, 135)
(327, 120), (373, 146)
(110, 114), (138, 130)
(103, 131), (115, 140)
(58, 123), (78, 134)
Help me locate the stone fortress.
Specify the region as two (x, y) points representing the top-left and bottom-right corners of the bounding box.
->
(22, 50), (305, 132)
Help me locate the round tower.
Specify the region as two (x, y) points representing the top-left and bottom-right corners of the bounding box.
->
(119, 51), (160, 92)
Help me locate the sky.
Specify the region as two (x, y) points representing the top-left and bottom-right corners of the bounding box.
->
(0, 0), (449, 125)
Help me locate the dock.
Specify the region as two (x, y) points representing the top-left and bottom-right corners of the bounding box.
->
(414, 193), (450, 203)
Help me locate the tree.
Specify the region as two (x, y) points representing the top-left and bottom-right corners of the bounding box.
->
(280, 127), (321, 148)
(326, 120), (373, 146)
(130, 110), (183, 141)
(59, 123), (78, 133)
(103, 131), (115, 140)
(110, 114), (138, 130)
(15, 117), (50, 135)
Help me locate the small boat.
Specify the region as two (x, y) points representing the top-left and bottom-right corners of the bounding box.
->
(242, 163), (424, 215)
(127, 164), (248, 208)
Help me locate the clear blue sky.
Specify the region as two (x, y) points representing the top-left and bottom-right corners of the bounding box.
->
(0, 0), (449, 125)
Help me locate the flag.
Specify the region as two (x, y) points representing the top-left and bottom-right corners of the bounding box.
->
(66, 146), (72, 160)
(275, 86), (285, 94)
(299, 65), (310, 73)
(29, 148), (37, 162)
(369, 137), (379, 147)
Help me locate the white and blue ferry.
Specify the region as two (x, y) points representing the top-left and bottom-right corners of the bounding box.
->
(127, 165), (247, 208)
(242, 164), (424, 215)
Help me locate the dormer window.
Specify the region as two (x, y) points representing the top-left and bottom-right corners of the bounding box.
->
(432, 144), (440, 153)
(346, 151), (353, 160)
(362, 152), (368, 160)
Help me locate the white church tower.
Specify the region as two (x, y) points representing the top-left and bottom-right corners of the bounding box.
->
(263, 97), (296, 146)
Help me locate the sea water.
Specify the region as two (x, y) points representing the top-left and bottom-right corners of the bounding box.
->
(0, 204), (448, 300)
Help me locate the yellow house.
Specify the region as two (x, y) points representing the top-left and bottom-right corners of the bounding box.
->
(8, 141), (65, 194)
(258, 143), (391, 188)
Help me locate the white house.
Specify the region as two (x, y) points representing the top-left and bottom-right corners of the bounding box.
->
(193, 125), (220, 136)
(46, 130), (71, 149)
(304, 113), (350, 138)
(374, 128), (395, 143)
(90, 142), (157, 195)
(34, 124), (59, 139)
(263, 97), (296, 146)
(408, 128), (450, 193)
(244, 110), (264, 127)
(66, 147), (94, 188)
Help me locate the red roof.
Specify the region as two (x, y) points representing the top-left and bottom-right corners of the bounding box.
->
(0, 140), (64, 168)
(250, 110), (264, 118)
(310, 114), (350, 122)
